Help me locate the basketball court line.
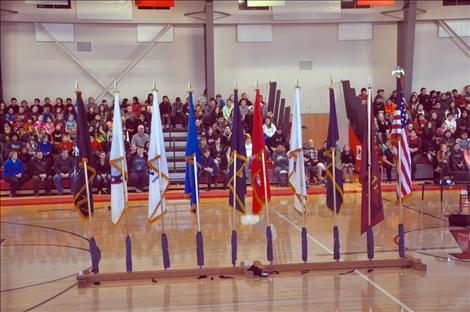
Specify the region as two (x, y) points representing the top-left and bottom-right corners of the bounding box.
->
(274, 210), (415, 312)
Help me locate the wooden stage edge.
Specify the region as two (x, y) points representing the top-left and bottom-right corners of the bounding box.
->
(77, 256), (426, 288)
(0, 183), (449, 207)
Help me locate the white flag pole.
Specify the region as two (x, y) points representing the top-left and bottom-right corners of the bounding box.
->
(194, 153), (201, 232)
(232, 151), (237, 230)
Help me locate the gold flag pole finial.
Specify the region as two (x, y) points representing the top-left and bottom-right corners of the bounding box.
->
(330, 77), (333, 89)
(234, 80), (238, 90)
(75, 80), (80, 93)
(187, 82), (192, 93)
(113, 80), (119, 93)
(368, 78), (372, 89)
(152, 81), (158, 92)
(255, 81), (259, 91)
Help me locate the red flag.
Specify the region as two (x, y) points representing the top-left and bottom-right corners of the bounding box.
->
(251, 88), (271, 215)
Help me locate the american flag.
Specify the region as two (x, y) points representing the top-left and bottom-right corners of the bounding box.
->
(391, 78), (412, 197)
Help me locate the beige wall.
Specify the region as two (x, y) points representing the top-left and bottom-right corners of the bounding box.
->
(413, 21), (470, 93)
(214, 23), (397, 114)
(1, 20), (468, 114)
(0, 22), (205, 103)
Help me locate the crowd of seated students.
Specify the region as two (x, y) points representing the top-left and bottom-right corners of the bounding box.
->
(1, 85), (470, 197)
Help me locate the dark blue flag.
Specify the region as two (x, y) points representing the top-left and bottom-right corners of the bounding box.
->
(184, 90), (201, 211)
(325, 87), (344, 212)
(228, 89), (248, 213)
(72, 90), (96, 219)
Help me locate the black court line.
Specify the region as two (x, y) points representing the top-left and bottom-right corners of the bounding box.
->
(0, 244), (90, 292)
(316, 245), (462, 257)
(383, 197), (448, 222)
(22, 282), (78, 312)
(0, 221), (90, 242)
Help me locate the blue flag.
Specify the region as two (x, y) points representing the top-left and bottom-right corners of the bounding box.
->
(184, 91), (201, 211)
(228, 89), (248, 213)
(325, 87), (344, 212)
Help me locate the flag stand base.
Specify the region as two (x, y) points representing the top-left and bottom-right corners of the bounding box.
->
(76, 256), (425, 288)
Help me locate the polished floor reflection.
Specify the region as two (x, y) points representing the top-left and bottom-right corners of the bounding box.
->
(1, 187), (469, 311)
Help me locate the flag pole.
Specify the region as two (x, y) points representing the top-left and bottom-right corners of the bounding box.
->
(330, 79), (340, 261)
(398, 136), (405, 257)
(258, 82), (273, 265)
(188, 83), (204, 268)
(396, 74), (405, 258)
(231, 150), (238, 267)
(159, 155), (171, 269)
(77, 82), (99, 274)
(83, 159), (93, 233)
(366, 80), (374, 260)
(296, 81), (308, 263)
(194, 152), (204, 268)
(114, 81), (132, 272)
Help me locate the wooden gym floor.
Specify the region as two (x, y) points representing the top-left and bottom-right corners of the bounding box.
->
(1, 184), (469, 311)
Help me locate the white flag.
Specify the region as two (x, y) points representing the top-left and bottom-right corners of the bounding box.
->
(288, 86), (307, 214)
(109, 91), (128, 224)
(148, 89), (170, 223)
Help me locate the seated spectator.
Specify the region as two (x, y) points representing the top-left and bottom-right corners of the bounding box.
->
(129, 145), (148, 192)
(159, 95), (172, 128)
(206, 127), (217, 149)
(53, 149), (74, 195)
(359, 87), (368, 104)
(341, 144), (355, 183)
(413, 114), (427, 137)
(377, 112), (391, 143)
(220, 125), (231, 147)
(450, 144), (465, 172)
(268, 127), (287, 152)
(384, 99), (396, 116)
(19, 146), (31, 171)
(442, 129), (456, 150)
(216, 94), (225, 109)
(131, 96), (141, 116)
(7, 134), (22, 153)
(3, 150), (29, 197)
(446, 101), (461, 119)
(436, 144), (451, 178)
(203, 106), (220, 129)
(317, 141), (328, 169)
(201, 148), (217, 191)
(95, 151), (111, 194)
(408, 130), (422, 180)
(382, 140), (395, 183)
(171, 97), (186, 128)
(442, 113), (457, 134)
(131, 125), (150, 147)
(464, 141), (470, 170)
(211, 137), (229, 188)
(458, 132), (469, 150)
(30, 151), (53, 196)
(65, 114), (76, 134)
(126, 144), (137, 161)
(263, 118), (276, 138)
(213, 116), (228, 137)
(58, 134), (73, 154)
(44, 116), (55, 136)
(373, 95), (385, 116)
(272, 145), (289, 187)
(38, 134), (53, 157)
(304, 139), (322, 184)
(222, 99), (234, 122)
